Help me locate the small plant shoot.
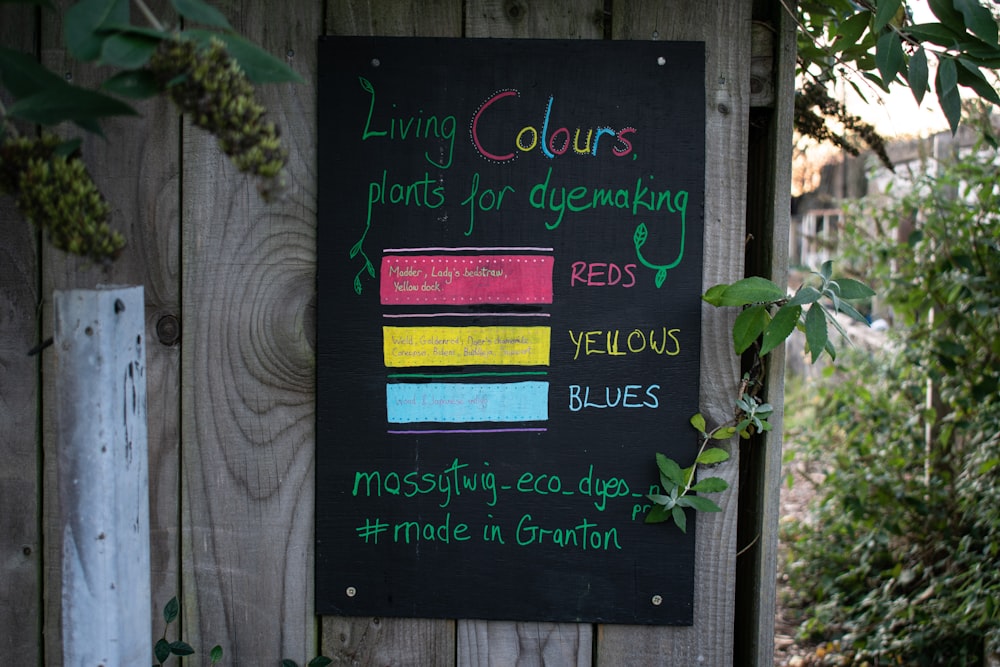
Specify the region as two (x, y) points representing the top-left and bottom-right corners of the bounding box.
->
(648, 262), (873, 532)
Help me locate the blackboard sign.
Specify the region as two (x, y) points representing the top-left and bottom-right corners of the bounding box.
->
(316, 36), (705, 625)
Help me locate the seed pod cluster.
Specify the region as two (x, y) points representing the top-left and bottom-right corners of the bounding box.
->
(0, 134), (125, 262)
(795, 80), (893, 171)
(150, 36), (287, 200)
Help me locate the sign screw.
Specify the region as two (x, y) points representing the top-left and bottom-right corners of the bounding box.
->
(651, 595), (663, 606)
(346, 586), (357, 598)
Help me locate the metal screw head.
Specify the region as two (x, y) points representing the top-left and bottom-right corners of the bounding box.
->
(651, 594), (663, 606)
(346, 586), (357, 598)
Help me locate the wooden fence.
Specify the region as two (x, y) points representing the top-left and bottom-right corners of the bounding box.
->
(0, 1), (794, 664)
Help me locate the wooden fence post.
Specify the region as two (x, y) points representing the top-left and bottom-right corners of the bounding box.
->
(54, 286), (151, 666)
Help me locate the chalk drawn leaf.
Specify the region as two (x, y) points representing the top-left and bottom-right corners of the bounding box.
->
(633, 222), (648, 250)
(655, 267), (667, 288)
(365, 260), (375, 278)
(349, 240), (362, 258)
(353, 276), (362, 295)
(359, 76), (374, 94)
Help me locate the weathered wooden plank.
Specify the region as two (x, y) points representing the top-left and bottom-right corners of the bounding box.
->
(466, 0), (607, 38)
(454, 2), (606, 665)
(321, 2), (463, 664)
(327, 0), (463, 36)
(750, 21), (775, 109)
(458, 622), (591, 667)
(179, 0), (320, 663)
(0, 8), (40, 662)
(325, 616), (455, 666)
(735, 5), (796, 665)
(594, 2), (750, 664)
(38, 2), (182, 662)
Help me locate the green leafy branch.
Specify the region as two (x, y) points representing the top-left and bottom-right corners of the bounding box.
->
(646, 386), (775, 533)
(155, 596), (332, 666)
(155, 596), (221, 666)
(703, 260), (876, 363)
(647, 262), (873, 532)
(645, 417), (730, 533)
(795, 0), (1000, 146)
(0, 0), (302, 262)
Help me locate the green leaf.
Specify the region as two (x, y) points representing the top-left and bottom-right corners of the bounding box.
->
(101, 69), (161, 98)
(905, 22), (966, 48)
(163, 596), (179, 624)
(928, 0), (966, 34)
(712, 425), (737, 440)
(836, 299), (870, 326)
(937, 54), (960, 97)
(956, 58), (1000, 105)
(682, 464), (695, 488)
(6, 85), (138, 127)
(697, 447), (730, 465)
(656, 453), (685, 487)
(647, 493), (671, 505)
(819, 260), (833, 281)
(644, 504), (670, 524)
(713, 276), (786, 306)
(833, 277), (875, 299)
(210, 645), (224, 663)
(676, 495), (723, 512)
(760, 303), (801, 357)
(100, 23), (172, 39)
(955, 0), (999, 48)
(654, 267), (667, 288)
(170, 640), (195, 656)
(701, 283), (728, 306)
(0, 46), (67, 99)
(733, 304), (770, 354)
(978, 458), (1000, 475)
(690, 476), (729, 493)
(936, 57), (962, 135)
(689, 413), (707, 434)
(64, 0), (129, 62)
(788, 285), (822, 306)
(309, 656), (334, 667)
(154, 638), (172, 664)
(172, 0), (233, 30)
(804, 304), (828, 363)
(99, 32), (160, 68)
(185, 29), (304, 84)
(834, 10), (871, 45)
(671, 505), (687, 533)
(908, 46), (929, 105)
(873, 0), (901, 32)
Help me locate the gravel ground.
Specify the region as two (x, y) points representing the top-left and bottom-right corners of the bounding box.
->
(773, 441), (829, 666)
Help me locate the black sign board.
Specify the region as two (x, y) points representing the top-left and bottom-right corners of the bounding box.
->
(316, 36), (705, 625)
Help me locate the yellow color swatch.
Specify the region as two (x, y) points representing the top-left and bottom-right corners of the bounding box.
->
(384, 326), (551, 367)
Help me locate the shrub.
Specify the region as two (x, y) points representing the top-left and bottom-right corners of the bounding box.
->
(782, 144), (1000, 665)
